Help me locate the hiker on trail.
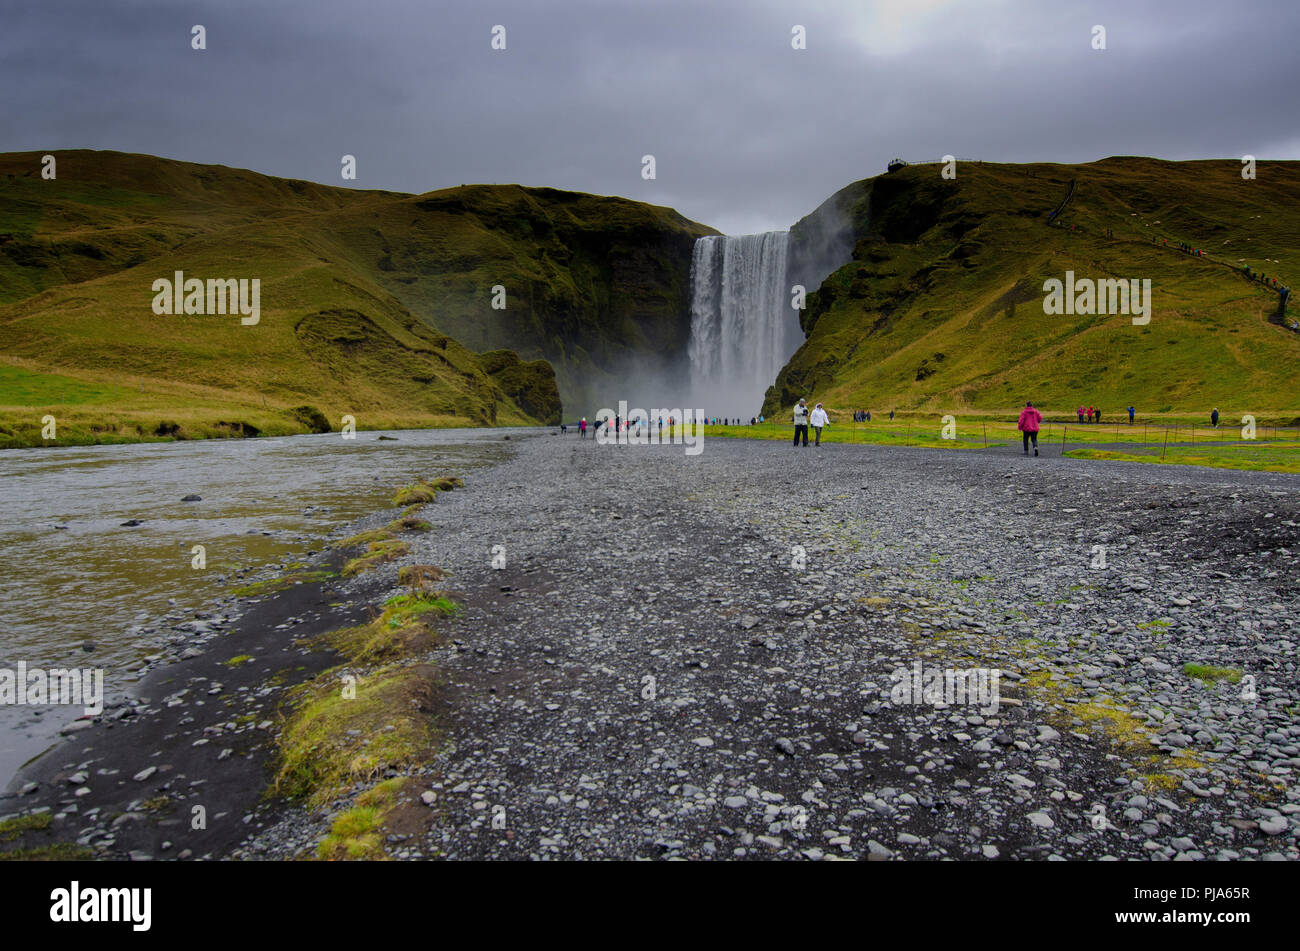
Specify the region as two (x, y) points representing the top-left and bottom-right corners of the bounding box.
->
(866, 410), (872, 422)
(1018, 401), (1043, 457)
(889, 410), (895, 421)
(1077, 406), (1086, 424)
(561, 422), (567, 434)
(1095, 407), (1102, 424)
(1086, 406), (1094, 423)
(793, 398), (810, 447)
(810, 402), (829, 446)
(579, 417), (586, 438)
(1128, 406), (1135, 424)
(1211, 407), (1220, 428)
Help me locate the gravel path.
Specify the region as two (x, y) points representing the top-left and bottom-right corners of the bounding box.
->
(259, 432), (1300, 861)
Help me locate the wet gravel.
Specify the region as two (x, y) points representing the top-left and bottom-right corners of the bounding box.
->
(248, 432), (1300, 861)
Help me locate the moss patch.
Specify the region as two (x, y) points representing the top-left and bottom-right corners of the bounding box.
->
(271, 665), (438, 809)
(316, 777), (414, 860)
(231, 568), (336, 598)
(1020, 668), (1213, 794)
(337, 515), (433, 552)
(0, 813), (52, 841)
(325, 591), (457, 665)
(392, 475), (463, 507)
(0, 843), (94, 861)
(393, 484), (438, 506)
(341, 539), (411, 578)
(398, 564), (446, 591)
(1184, 663), (1243, 683)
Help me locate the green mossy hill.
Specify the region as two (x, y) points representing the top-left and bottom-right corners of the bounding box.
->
(478, 349), (562, 425)
(325, 182), (717, 411)
(766, 157), (1300, 419)
(0, 150), (713, 443)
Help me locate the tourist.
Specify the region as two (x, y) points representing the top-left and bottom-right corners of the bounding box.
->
(1095, 407), (1102, 425)
(579, 417), (587, 438)
(1077, 405), (1085, 424)
(1127, 406), (1135, 425)
(1211, 407), (1220, 428)
(810, 402), (829, 446)
(1018, 401), (1042, 457)
(793, 398), (810, 447)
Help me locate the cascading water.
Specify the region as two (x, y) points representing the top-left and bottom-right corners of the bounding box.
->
(687, 232), (801, 415)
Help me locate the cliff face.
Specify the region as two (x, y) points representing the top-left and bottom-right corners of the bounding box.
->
(785, 178), (870, 317)
(333, 184), (718, 412)
(765, 158), (1300, 417)
(477, 349), (562, 425)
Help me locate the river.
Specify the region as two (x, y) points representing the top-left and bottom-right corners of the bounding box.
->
(0, 427), (527, 786)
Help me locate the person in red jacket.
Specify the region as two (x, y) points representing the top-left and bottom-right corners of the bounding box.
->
(1018, 401), (1043, 456)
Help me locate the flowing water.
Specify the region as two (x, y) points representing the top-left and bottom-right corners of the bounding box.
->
(0, 427), (524, 785)
(687, 232), (801, 416)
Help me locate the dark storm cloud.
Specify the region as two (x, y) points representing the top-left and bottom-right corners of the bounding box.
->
(3, 0), (1297, 234)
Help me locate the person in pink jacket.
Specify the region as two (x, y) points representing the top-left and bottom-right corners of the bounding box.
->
(1018, 401), (1043, 456)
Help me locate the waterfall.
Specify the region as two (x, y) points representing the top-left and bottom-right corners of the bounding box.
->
(687, 232), (798, 414)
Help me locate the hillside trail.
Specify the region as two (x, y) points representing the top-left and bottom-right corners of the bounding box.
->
(1048, 177), (1292, 325)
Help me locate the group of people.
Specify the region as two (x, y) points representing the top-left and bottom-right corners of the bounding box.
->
(791, 398), (831, 447)
(1074, 405), (1140, 425)
(573, 413), (764, 438)
(1243, 264), (1291, 300)
(1156, 240), (1291, 306)
(570, 400), (1239, 452)
(778, 398), (1243, 459)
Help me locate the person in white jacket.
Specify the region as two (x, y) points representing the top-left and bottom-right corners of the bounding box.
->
(809, 402), (829, 446)
(792, 398), (810, 447)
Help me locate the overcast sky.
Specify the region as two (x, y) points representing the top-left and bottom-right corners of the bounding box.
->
(4, 0), (1297, 234)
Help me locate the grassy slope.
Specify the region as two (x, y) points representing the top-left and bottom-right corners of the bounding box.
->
(317, 183), (717, 411)
(765, 158), (1300, 424)
(0, 150), (709, 445)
